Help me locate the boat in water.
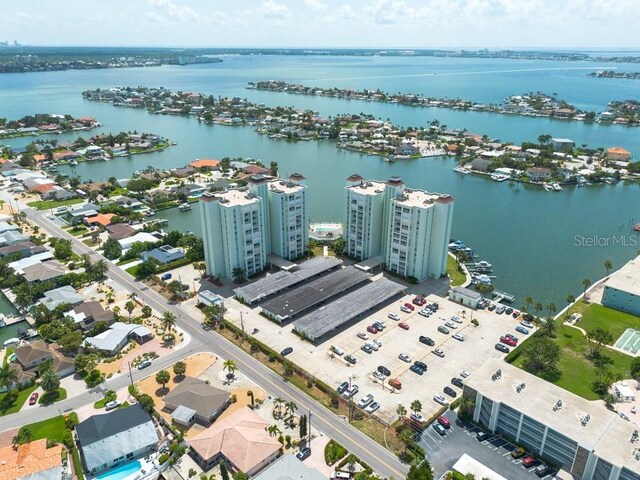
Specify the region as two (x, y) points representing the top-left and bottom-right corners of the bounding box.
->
(543, 183), (553, 192)
(491, 173), (510, 182)
(634, 223), (640, 232)
(68, 159), (79, 166)
(551, 182), (563, 191)
(3, 337), (19, 347)
(178, 203), (192, 212)
(453, 166), (472, 174)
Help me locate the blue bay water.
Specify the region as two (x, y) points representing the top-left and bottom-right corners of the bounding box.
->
(1, 55), (639, 307)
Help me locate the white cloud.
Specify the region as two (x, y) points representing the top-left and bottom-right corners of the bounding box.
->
(260, 0), (292, 19)
(303, 0), (328, 12)
(147, 0), (199, 22)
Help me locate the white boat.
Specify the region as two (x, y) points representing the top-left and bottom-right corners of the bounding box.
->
(491, 173), (509, 182)
(178, 203), (192, 212)
(453, 166), (471, 174)
(543, 183), (553, 192)
(68, 159), (78, 166)
(551, 182), (563, 191)
(4, 338), (19, 347)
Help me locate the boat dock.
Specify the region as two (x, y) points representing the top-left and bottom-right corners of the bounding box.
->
(492, 290), (516, 303)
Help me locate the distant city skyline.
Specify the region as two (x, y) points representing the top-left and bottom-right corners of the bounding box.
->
(3, 0), (640, 49)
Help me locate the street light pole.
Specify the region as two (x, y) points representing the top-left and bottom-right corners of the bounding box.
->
(127, 361), (134, 387)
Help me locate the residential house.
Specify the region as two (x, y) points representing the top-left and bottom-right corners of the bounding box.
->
(118, 231), (162, 251)
(75, 404), (160, 476)
(243, 165), (270, 176)
(189, 159), (220, 170)
(84, 213), (116, 228)
(21, 260), (66, 283)
(107, 223), (137, 241)
(0, 221), (19, 235)
(83, 322), (152, 355)
(171, 167), (195, 178)
(0, 230), (29, 247)
(39, 285), (84, 310)
(550, 138), (575, 150)
(163, 376), (231, 426)
(14, 339), (75, 377)
(171, 183), (206, 197)
(607, 146), (632, 162)
(65, 301), (115, 330)
(0, 241), (46, 257)
(252, 454), (325, 480)
(0, 439), (63, 480)
(189, 407), (281, 476)
(141, 245), (185, 265)
(526, 167), (553, 182)
(68, 203), (100, 225)
(42, 186), (76, 201)
(470, 158), (492, 172)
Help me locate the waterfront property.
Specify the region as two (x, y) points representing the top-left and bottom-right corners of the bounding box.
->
(200, 174), (308, 280)
(602, 257), (640, 316)
(344, 175), (454, 282)
(449, 286), (482, 308)
(75, 404), (160, 476)
(464, 361), (640, 480)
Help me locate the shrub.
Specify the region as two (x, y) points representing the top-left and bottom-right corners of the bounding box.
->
(158, 453), (170, 465)
(471, 318), (479, 326)
(324, 439), (348, 465)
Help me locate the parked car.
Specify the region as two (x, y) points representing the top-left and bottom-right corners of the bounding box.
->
(522, 456), (537, 468)
(331, 345), (345, 356)
(433, 394), (448, 406)
(410, 412), (425, 423)
(296, 447), (312, 461)
(345, 355), (356, 365)
(460, 370), (471, 378)
(398, 322), (409, 330)
(377, 365), (391, 377)
(443, 386), (457, 398)
(418, 309), (431, 318)
(512, 309), (521, 318)
(29, 392), (39, 405)
(414, 361), (427, 371)
(410, 364), (425, 375)
(451, 377), (464, 388)
(535, 464), (551, 477)
(358, 394), (374, 408)
(400, 306), (412, 314)
(432, 348), (445, 358)
(500, 336), (517, 347)
(476, 431), (490, 441)
(511, 447), (527, 459)
(403, 303), (415, 311)
(419, 335), (435, 346)
(437, 325), (450, 335)
(372, 339), (382, 349)
(366, 341), (379, 351)
(450, 316), (463, 324)
(161, 273), (172, 281)
(367, 325), (379, 334)
(521, 320), (534, 328)
(437, 416), (451, 429)
(445, 321), (457, 329)
(337, 381), (349, 394)
(372, 371), (386, 381)
(515, 326), (529, 335)
(495, 343), (510, 353)
(361, 344), (373, 354)
(388, 378), (402, 390)
(343, 384), (359, 399)
(372, 322), (384, 331)
(105, 400), (120, 411)
(281, 347), (293, 356)
(388, 313), (400, 321)
(413, 296), (426, 306)
(364, 401), (380, 413)
(357, 332), (369, 340)
(505, 333), (519, 342)
(505, 307), (514, 315)
(432, 423), (447, 436)
(452, 333), (465, 341)
(398, 353), (411, 363)
(137, 359), (152, 370)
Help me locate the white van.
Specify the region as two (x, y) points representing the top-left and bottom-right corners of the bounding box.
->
(331, 345), (345, 356)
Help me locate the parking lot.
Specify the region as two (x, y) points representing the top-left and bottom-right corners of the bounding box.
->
(421, 411), (557, 480)
(224, 288), (536, 424)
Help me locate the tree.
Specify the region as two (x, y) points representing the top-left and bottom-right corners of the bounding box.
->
(586, 328), (614, 358)
(223, 359), (236, 378)
(331, 237), (345, 256)
(285, 401), (298, 419)
(203, 304), (225, 329)
(0, 365), (18, 391)
(58, 330), (84, 355)
(89, 259), (109, 279)
(410, 399), (422, 415)
(12, 427), (32, 447)
(220, 461), (230, 480)
(74, 353), (99, 375)
(52, 239), (73, 260)
(582, 278), (592, 296)
(155, 370), (170, 389)
(273, 397), (285, 418)
(135, 259), (159, 279)
(247, 390), (255, 407)
(406, 460), (434, 480)
(521, 337), (561, 377)
(103, 237), (122, 260)
(398, 428), (413, 453)
(539, 319), (557, 338)
(141, 305), (153, 318)
(546, 303), (557, 319)
(299, 413), (307, 438)
(269, 161), (278, 177)
(604, 260), (613, 277)
(233, 473), (248, 480)
(523, 296), (533, 313)
(631, 357), (640, 382)
(537, 134), (552, 146)
(267, 424), (281, 437)
(231, 267), (246, 284)
(138, 393), (155, 412)
(565, 294), (575, 306)
(533, 303), (543, 318)
(124, 301), (135, 320)
(40, 366), (61, 394)
(160, 311), (177, 332)
(173, 361), (187, 377)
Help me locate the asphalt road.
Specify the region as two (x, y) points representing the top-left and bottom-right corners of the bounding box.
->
(0, 207), (408, 480)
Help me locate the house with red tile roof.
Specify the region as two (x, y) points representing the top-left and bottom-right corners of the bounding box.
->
(0, 439), (63, 480)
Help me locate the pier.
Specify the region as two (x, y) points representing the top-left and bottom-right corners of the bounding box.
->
(492, 290), (516, 303)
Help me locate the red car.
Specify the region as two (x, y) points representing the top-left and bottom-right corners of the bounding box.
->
(29, 392), (39, 405)
(398, 322), (409, 330)
(522, 456), (536, 468)
(500, 336), (517, 347)
(403, 303), (415, 311)
(367, 325), (379, 334)
(437, 416), (451, 429)
(412, 296), (426, 306)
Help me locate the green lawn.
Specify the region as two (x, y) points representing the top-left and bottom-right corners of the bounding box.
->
(575, 303), (640, 341)
(38, 388), (67, 405)
(510, 303), (635, 400)
(23, 414), (71, 443)
(125, 264), (140, 276)
(447, 255), (467, 286)
(0, 384), (38, 416)
(27, 198), (83, 210)
(117, 258), (138, 266)
(94, 390), (117, 409)
(67, 225), (88, 237)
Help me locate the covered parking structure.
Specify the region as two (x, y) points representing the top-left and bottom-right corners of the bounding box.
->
(293, 277), (406, 342)
(260, 266), (370, 322)
(234, 256), (342, 305)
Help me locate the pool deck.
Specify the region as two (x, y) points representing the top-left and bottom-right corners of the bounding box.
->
(90, 454), (161, 480)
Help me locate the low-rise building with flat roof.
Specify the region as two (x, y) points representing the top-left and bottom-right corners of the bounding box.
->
(602, 257), (640, 316)
(449, 286), (481, 308)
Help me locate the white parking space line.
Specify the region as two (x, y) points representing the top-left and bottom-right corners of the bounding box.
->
(503, 452), (512, 457)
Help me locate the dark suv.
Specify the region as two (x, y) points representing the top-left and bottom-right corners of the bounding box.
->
(419, 335), (435, 346)
(377, 365), (391, 377)
(451, 377), (464, 388)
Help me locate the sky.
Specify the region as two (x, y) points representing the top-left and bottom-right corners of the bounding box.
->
(2, 0), (640, 49)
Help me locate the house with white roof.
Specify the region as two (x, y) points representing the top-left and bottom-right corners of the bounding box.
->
(83, 322), (152, 355)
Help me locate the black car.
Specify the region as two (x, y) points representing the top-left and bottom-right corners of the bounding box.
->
(495, 343), (510, 353)
(410, 364), (425, 375)
(281, 347), (293, 356)
(443, 386), (458, 398)
(296, 447), (311, 461)
(419, 335), (435, 346)
(505, 307), (514, 315)
(414, 361), (427, 371)
(377, 365), (391, 377)
(345, 355), (356, 365)
(451, 377), (464, 388)
(476, 431), (490, 441)
(337, 381), (349, 394)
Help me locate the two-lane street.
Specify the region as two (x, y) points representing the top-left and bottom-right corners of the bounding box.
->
(0, 206), (408, 479)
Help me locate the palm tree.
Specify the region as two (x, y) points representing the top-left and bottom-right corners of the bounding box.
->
(160, 311), (177, 332)
(223, 359), (236, 378)
(582, 278), (592, 296)
(410, 399), (422, 415)
(398, 428), (413, 453)
(534, 303), (543, 318)
(0, 365), (18, 391)
(267, 424), (281, 437)
(12, 427), (32, 447)
(40, 368), (60, 394)
(91, 259), (109, 278)
(523, 296), (534, 313)
(285, 401), (298, 419)
(125, 301), (135, 320)
(231, 267), (246, 284)
(396, 404), (407, 420)
(273, 397), (285, 418)
(565, 294), (575, 306)
(546, 303), (557, 320)
(603, 260), (613, 277)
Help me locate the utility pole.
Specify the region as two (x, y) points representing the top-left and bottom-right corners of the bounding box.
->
(128, 361), (134, 387)
(308, 410), (312, 449)
(240, 311), (245, 340)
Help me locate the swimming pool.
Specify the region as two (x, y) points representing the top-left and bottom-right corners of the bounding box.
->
(96, 460), (142, 480)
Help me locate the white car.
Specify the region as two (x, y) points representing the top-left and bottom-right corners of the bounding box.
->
(400, 306), (412, 314)
(419, 309), (431, 317)
(343, 384), (359, 399)
(105, 400), (120, 411)
(434, 395), (448, 406)
(372, 371), (386, 381)
(357, 394), (374, 408)
(460, 370), (471, 378)
(410, 412), (425, 422)
(398, 353), (411, 363)
(388, 313), (400, 321)
(432, 348), (445, 358)
(450, 316), (463, 324)
(521, 320), (535, 328)
(377, 321), (387, 329)
(357, 332), (369, 340)
(371, 339), (382, 349)
(452, 333), (465, 341)
(445, 321), (457, 329)
(366, 341), (379, 351)
(365, 401), (380, 414)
